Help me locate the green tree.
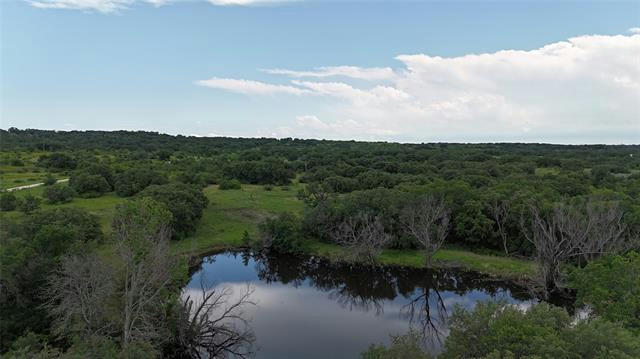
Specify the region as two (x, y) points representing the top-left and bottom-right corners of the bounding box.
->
(361, 331), (432, 359)
(570, 251), (640, 332)
(43, 174), (57, 186)
(42, 184), (75, 204)
(0, 192), (18, 211)
(18, 194), (41, 214)
(139, 183), (208, 239)
(69, 173), (110, 198)
(257, 212), (303, 253)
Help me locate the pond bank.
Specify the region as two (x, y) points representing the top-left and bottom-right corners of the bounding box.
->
(181, 240), (538, 287)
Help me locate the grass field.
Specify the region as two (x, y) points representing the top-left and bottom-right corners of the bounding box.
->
(171, 184), (304, 255)
(3, 182), (537, 280)
(0, 151), (66, 190)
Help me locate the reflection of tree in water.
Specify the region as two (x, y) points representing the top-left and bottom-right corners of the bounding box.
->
(247, 250), (540, 343)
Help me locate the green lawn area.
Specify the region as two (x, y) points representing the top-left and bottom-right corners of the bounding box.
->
(171, 183), (304, 255)
(302, 241), (536, 280)
(4, 181), (537, 280)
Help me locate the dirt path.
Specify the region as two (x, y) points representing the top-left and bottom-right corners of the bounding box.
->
(4, 178), (69, 192)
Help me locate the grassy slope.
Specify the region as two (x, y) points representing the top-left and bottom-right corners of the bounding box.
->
(4, 183), (536, 280)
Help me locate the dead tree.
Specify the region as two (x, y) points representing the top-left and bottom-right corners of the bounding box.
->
(175, 283), (256, 359)
(522, 200), (630, 294)
(45, 253), (115, 340)
(400, 196), (450, 268)
(579, 202), (627, 262)
(521, 203), (585, 293)
(331, 213), (391, 266)
(112, 198), (176, 349)
(489, 199), (511, 255)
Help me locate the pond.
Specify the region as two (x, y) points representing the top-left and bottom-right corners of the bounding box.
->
(184, 251), (543, 358)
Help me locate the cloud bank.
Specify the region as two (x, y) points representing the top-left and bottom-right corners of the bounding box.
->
(199, 32), (640, 143)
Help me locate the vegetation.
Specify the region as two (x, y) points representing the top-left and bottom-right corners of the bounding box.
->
(42, 184), (75, 204)
(570, 251), (640, 333)
(1, 129), (639, 357)
(139, 183), (209, 239)
(364, 299), (640, 359)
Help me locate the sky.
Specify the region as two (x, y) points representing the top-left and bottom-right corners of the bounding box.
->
(1, 0), (639, 144)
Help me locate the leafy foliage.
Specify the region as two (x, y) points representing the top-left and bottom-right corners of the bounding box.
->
(570, 251), (640, 332)
(42, 184), (75, 204)
(139, 183), (209, 239)
(257, 212), (303, 253)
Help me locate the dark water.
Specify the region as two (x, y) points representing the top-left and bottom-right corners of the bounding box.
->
(185, 251), (542, 358)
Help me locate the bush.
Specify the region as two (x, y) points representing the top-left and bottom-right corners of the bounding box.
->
(441, 301), (640, 358)
(43, 174), (57, 186)
(139, 183), (209, 239)
(361, 331), (432, 359)
(263, 184), (273, 191)
(570, 251), (640, 332)
(37, 152), (77, 170)
(257, 212), (302, 253)
(219, 178), (241, 190)
(114, 168), (168, 197)
(42, 184), (75, 204)
(0, 192), (18, 211)
(23, 207), (103, 244)
(77, 163), (115, 189)
(18, 194), (41, 214)
(69, 172), (110, 198)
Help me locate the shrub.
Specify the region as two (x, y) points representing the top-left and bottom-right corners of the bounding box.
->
(114, 168), (168, 197)
(219, 178), (241, 190)
(69, 172), (110, 198)
(43, 174), (57, 186)
(18, 194), (41, 214)
(139, 183), (209, 239)
(38, 153), (77, 170)
(361, 331), (432, 359)
(42, 184), (75, 204)
(23, 207), (103, 243)
(0, 192), (18, 211)
(441, 301), (640, 358)
(257, 212), (302, 253)
(263, 184), (273, 191)
(570, 251), (640, 332)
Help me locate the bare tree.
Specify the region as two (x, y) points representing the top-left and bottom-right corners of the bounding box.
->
(400, 196), (450, 268)
(331, 213), (391, 266)
(521, 203), (584, 293)
(521, 200), (630, 294)
(45, 253), (115, 340)
(174, 283), (256, 359)
(489, 199), (511, 255)
(580, 202), (627, 261)
(112, 198), (176, 350)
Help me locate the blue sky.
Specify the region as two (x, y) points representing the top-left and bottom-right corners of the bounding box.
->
(1, 0), (639, 143)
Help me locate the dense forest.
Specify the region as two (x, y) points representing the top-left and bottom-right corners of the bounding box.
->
(1, 128), (639, 358)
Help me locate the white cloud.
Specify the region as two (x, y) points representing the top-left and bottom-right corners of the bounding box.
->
(27, 0), (133, 13)
(195, 77), (310, 96)
(27, 0), (292, 12)
(208, 0), (294, 5)
(264, 66), (395, 81)
(202, 32), (640, 143)
(630, 27), (640, 34)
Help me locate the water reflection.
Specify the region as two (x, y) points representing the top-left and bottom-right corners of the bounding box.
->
(186, 251), (540, 358)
